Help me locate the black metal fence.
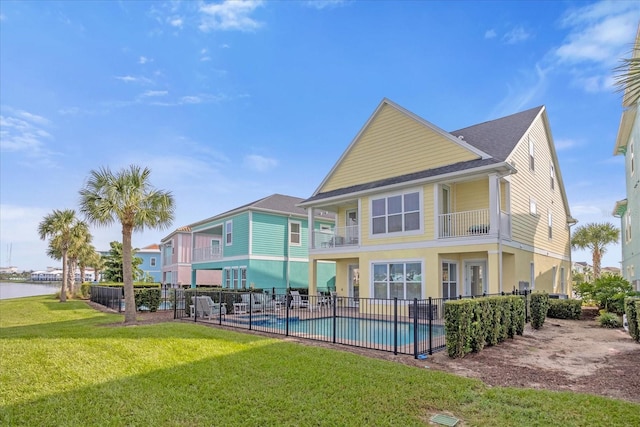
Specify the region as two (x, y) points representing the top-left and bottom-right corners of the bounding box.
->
(89, 286), (123, 312)
(173, 290), (457, 358)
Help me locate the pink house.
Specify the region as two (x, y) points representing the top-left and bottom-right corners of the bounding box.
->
(160, 226), (221, 287)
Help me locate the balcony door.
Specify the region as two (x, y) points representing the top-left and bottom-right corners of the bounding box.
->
(346, 209), (358, 244)
(440, 185), (451, 237)
(464, 260), (486, 296)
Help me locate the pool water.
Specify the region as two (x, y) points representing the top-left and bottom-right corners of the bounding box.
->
(245, 315), (444, 346)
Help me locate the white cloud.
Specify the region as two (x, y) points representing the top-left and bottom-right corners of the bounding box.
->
(114, 75), (154, 85)
(244, 154), (278, 172)
(555, 2), (639, 66)
(0, 108), (57, 166)
(140, 90), (168, 97)
(139, 56), (150, 64)
(199, 0), (264, 32)
(503, 26), (531, 44)
(305, 0), (347, 10)
(554, 138), (579, 151)
(484, 29), (497, 39)
(169, 16), (184, 28)
(491, 63), (550, 118)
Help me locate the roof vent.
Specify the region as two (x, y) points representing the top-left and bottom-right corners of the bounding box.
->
(457, 135), (464, 140)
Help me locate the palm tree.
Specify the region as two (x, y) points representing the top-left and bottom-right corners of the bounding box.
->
(38, 209), (88, 302)
(613, 32), (639, 108)
(79, 165), (175, 323)
(46, 221), (91, 296)
(571, 222), (619, 280)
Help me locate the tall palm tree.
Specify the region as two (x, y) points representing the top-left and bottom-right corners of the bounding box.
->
(46, 221), (91, 296)
(571, 222), (619, 280)
(613, 32), (639, 108)
(79, 165), (175, 323)
(38, 209), (88, 302)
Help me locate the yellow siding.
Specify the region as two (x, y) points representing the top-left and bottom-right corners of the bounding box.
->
(454, 180), (489, 212)
(507, 116), (571, 257)
(320, 104), (479, 193)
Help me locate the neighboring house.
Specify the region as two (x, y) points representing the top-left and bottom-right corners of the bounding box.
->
(572, 261), (593, 283)
(601, 266), (622, 277)
(160, 226), (220, 287)
(136, 244), (162, 283)
(189, 193), (336, 292)
(30, 268), (95, 282)
(613, 28), (640, 292)
(299, 98), (575, 302)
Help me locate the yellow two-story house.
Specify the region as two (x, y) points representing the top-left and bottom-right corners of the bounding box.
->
(300, 99), (575, 302)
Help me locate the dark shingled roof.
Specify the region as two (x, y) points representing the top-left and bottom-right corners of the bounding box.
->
(302, 105), (543, 204)
(304, 158), (502, 203)
(451, 106), (543, 161)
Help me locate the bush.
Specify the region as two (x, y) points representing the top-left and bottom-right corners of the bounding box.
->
(625, 297), (640, 341)
(530, 292), (549, 329)
(444, 300), (474, 358)
(597, 312), (621, 328)
(134, 288), (161, 312)
(575, 275), (639, 315)
(547, 299), (582, 320)
(80, 282), (92, 299)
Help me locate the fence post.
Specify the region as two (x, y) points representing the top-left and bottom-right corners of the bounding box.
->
(173, 288), (177, 320)
(219, 290), (223, 325)
(332, 293), (337, 344)
(285, 289), (290, 337)
(428, 297), (433, 355)
(413, 298), (419, 359)
(394, 297), (398, 355)
(194, 288), (198, 323)
(248, 292), (252, 331)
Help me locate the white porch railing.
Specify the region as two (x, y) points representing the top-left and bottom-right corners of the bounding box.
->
(192, 246), (222, 263)
(312, 225), (359, 249)
(438, 209), (490, 238)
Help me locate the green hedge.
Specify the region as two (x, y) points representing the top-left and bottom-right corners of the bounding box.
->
(625, 297), (640, 342)
(134, 288), (161, 312)
(547, 299), (582, 320)
(530, 292), (549, 329)
(444, 295), (526, 358)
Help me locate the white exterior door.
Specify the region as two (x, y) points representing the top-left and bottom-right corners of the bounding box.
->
(465, 261), (486, 296)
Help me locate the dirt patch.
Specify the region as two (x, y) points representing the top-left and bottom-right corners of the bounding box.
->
(86, 302), (640, 403)
(424, 319), (640, 403)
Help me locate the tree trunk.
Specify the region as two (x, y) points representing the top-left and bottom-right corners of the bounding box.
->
(60, 251), (68, 302)
(68, 259), (77, 296)
(122, 224), (136, 324)
(593, 247), (602, 280)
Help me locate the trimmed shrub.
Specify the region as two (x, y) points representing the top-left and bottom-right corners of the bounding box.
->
(485, 298), (501, 346)
(80, 282), (92, 299)
(444, 300), (474, 358)
(597, 312), (621, 328)
(134, 288), (161, 312)
(530, 292), (549, 329)
(547, 299), (582, 320)
(624, 297), (640, 341)
(507, 296), (525, 337)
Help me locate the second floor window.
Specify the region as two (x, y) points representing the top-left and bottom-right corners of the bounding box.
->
(371, 191), (420, 235)
(290, 221), (301, 245)
(225, 220), (233, 245)
(150, 257), (156, 267)
(548, 209), (553, 239)
(550, 163), (555, 190)
(625, 210), (632, 243)
(529, 136), (535, 172)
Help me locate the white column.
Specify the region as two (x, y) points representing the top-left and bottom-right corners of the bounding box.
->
(307, 207), (314, 250)
(488, 174), (500, 235)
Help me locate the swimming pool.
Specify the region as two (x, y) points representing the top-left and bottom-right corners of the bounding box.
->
(239, 315), (444, 346)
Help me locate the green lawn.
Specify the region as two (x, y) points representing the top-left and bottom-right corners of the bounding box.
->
(1, 296), (638, 426)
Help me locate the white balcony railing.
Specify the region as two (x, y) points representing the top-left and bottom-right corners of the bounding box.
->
(438, 209), (490, 238)
(192, 246), (222, 263)
(312, 225), (359, 249)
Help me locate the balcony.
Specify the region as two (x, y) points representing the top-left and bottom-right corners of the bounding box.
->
(438, 209), (511, 239)
(312, 225), (359, 249)
(192, 246), (223, 263)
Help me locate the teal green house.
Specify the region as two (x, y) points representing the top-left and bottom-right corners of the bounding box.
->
(190, 194), (336, 293)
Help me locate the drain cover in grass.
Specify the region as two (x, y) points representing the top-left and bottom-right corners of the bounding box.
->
(429, 414), (459, 426)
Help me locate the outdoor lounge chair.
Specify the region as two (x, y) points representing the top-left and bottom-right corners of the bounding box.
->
(241, 293), (276, 312)
(289, 290), (309, 309)
(195, 296), (227, 320)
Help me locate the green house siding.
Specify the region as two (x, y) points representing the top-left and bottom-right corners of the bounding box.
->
(226, 213), (249, 257)
(251, 212), (287, 257)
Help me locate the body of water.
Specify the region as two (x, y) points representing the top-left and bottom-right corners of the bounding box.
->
(0, 281), (60, 300)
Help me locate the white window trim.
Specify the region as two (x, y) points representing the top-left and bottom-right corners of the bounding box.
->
(550, 163), (555, 190)
(370, 259), (423, 300)
(225, 220), (233, 246)
(289, 220), (302, 246)
(530, 262), (535, 290)
(529, 135), (535, 172)
(369, 188), (423, 238)
(224, 267), (231, 288)
(548, 209), (553, 240)
(150, 257), (157, 267)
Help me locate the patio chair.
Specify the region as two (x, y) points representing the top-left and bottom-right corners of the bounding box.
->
(241, 293), (276, 312)
(317, 291), (329, 306)
(289, 290), (309, 309)
(195, 296), (227, 320)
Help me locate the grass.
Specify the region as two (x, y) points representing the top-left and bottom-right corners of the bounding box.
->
(1, 296), (638, 427)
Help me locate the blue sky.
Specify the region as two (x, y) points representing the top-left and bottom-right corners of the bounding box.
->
(1, 0), (638, 272)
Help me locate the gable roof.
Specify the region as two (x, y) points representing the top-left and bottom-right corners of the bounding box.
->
(302, 100), (543, 205)
(190, 194), (335, 229)
(450, 106), (544, 161)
